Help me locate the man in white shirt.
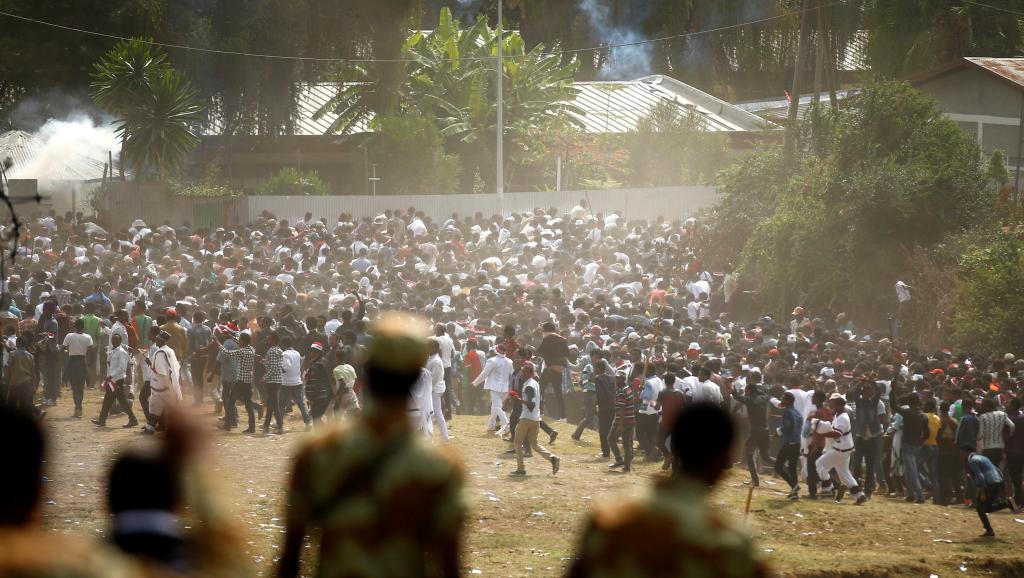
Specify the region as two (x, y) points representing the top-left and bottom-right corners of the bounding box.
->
(92, 333), (138, 428)
(426, 340), (450, 442)
(433, 324), (457, 420)
(62, 318), (94, 417)
(144, 331), (183, 435)
(281, 336), (312, 430)
(109, 310), (130, 351)
(409, 367), (434, 435)
(813, 394), (867, 505)
(694, 367), (722, 404)
(473, 345), (513, 435)
(511, 363), (559, 476)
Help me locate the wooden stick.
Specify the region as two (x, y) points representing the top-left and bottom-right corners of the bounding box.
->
(744, 485), (754, 516)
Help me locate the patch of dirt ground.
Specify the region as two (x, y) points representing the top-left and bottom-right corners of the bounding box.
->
(40, 393), (1024, 577)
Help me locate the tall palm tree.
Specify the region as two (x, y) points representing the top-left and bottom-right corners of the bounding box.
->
(118, 69), (204, 174)
(92, 39), (204, 177)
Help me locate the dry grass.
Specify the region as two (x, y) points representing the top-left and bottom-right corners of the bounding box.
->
(40, 394), (1024, 577)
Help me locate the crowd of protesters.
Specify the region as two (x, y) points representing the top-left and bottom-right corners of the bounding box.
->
(0, 199), (1022, 577)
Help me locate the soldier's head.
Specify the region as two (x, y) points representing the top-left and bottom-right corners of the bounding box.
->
(670, 402), (735, 486)
(107, 450), (181, 520)
(365, 312), (430, 403)
(0, 406), (45, 528)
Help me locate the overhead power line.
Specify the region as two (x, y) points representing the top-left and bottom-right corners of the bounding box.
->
(1, 1), (852, 64)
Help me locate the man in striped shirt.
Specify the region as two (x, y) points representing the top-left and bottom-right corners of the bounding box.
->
(261, 332), (285, 434)
(218, 332), (257, 433)
(977, 397), (1015, 467)
(608, 370), (636, 472)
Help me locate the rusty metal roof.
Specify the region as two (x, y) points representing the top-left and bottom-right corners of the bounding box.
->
(964, 57), (1024, 90)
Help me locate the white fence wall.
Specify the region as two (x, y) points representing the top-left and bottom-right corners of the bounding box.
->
(247, 186), (718, 224)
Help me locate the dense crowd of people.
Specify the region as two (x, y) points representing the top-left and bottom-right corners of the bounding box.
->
(0, 200), (1022, 576)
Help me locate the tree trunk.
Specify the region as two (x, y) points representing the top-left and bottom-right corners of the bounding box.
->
(813, 0), (825, 104)
(785, 0), (813, 162)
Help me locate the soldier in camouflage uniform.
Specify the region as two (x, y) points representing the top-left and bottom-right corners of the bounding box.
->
(0, 405), (138, 578)
(569, 402), (769, 578)
(278, 312), (465, 578)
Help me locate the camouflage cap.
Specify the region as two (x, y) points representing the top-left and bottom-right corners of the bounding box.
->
(367, 312), (430, 373)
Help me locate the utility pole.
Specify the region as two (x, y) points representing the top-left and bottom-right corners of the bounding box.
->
(496, 0), (505, 214)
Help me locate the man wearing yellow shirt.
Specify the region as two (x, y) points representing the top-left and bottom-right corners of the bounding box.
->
(923, 398), (942, 504)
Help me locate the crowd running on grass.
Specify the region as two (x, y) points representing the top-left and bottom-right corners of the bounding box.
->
(0, 200), (1022, 577)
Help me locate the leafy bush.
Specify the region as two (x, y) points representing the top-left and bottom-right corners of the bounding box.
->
(171, 165), (241, 198)
(712, 82), (992, 323)
(950, 231), (1024, 356)
(257, 167), (328, 196)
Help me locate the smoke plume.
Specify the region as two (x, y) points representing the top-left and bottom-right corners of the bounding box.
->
(8, 114), (119, 182)
(579, 0), (653, 79)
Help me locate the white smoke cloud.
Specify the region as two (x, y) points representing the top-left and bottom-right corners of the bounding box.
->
(9, 114), (119, 182)
(579, 0), (653, 80)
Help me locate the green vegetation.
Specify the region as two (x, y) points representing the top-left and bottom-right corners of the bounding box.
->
(709, 82), (992, 324)
(317, 7), (583, 192)
(257, 167), (329, 196)
(950, 231), (1024, 356)
(91, 39), (203, 176)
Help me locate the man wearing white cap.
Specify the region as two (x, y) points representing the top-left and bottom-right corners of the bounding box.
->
(812, 393), (867, 505)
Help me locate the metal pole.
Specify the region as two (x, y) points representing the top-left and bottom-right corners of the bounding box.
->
(496, 0), (504, 214)
(556, 156), (562, 192)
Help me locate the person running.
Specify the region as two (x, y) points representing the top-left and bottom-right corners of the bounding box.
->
(961, 445), (1019, 537)
(812, 393), (868, 505)
(510, 362), (560, 476)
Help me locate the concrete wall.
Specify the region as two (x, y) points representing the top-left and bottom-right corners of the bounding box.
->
(96, 184), (718, 230)
(246, 186), (719, 224)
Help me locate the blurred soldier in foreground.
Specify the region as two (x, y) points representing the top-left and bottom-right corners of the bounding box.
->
(0, 404), (136, 577)
(569, 402), (768, 578)
(278, 312), (465, 578)
(107, 408), (253, 578)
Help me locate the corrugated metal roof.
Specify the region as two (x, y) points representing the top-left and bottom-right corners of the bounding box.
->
(208, 74), (774, 136)
(0, 130), (110, 181)
(965, 57), (1024, 90)
(572, 76), (770, 132)
(735, 89), (857, 120)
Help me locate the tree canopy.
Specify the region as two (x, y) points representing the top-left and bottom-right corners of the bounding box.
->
(709, 82), (991, 321)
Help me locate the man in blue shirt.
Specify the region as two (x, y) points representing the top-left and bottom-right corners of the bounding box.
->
(776, 392), (802, 499)
(961, 445), (1018, 537)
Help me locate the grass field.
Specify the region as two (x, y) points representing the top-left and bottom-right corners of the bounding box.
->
(39, 393), (1024, 577)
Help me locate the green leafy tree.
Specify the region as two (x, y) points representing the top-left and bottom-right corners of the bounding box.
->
(717, 82), (991, 321)
(92, 39), (204, 176)
(316, 7), (583, 192)
(257, 167), (328, 196)
(865, 0), (1024, 78)
(950, 231), (1024, 355)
